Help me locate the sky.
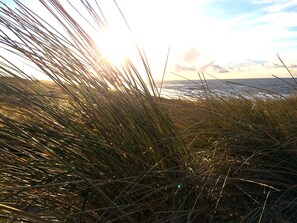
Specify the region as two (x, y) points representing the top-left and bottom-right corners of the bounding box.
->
(3, 0), (297, 80)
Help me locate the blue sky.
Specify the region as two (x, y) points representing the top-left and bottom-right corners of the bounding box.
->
(200, 1), (262, 18)
(2, 0), (297, 80)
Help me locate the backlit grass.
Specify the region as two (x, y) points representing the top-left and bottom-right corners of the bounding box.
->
(1, 1), (297, 222)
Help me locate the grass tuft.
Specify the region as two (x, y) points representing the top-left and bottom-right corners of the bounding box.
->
(0, 1), (297, 222)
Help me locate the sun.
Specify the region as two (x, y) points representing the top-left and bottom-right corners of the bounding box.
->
(96, 27), (135, 65)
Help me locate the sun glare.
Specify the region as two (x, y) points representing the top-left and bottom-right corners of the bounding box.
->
(96, 27), (135, 65)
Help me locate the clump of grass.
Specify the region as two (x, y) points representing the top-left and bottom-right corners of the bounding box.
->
(210, 97), (297, 222)
(1, 1), (297, 222)
(0, 1), (194, 222)
(164, 86), (297, 221)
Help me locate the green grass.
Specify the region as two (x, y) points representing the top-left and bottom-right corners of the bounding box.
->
(1, 1), (297, 222)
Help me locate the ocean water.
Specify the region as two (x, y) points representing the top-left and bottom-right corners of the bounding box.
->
(157, 78), (297, 100)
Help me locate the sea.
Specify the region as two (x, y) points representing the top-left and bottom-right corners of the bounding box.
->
(156, 78), (297, 100)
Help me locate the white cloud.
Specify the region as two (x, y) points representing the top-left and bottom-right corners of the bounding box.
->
(263, 0), (297, 12)
(252, 0), (286, 4)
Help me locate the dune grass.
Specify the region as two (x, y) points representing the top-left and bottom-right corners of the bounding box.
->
(1, 0), (297, 222)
